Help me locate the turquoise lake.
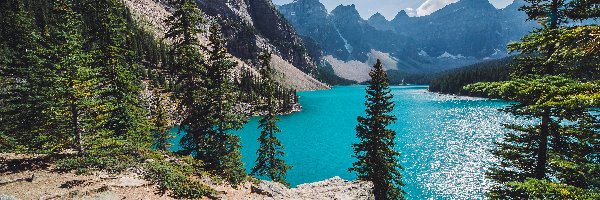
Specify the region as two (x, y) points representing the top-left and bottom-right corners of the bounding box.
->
(174, 85), (519, 199)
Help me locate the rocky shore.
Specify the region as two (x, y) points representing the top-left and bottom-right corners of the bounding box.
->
(0, 153), (373, 200)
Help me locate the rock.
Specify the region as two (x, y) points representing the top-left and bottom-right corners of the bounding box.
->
(111, 176), (148, 187)
(250, 181), (290, 197)
(251, 177), (373, 200)
(291, 176), (374, 200)
(85, 191), (120, 200)
(0, 194), (18, 200)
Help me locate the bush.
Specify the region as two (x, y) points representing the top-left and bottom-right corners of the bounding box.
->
(144, 156), (215, 198)
(55, 147), (145, 174)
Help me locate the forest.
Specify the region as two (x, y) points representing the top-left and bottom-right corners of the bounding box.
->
(428, 56), (513, 96)
(0, 0), (599, 199)
(0, 0), (301, 197)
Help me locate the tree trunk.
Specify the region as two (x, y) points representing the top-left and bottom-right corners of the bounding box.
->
(535, 108), (550, 179)
(71, 98), (82, 154)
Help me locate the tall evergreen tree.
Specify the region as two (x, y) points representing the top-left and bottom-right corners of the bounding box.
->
(350, 59), (404, 200)
(251, 51), (290, 186)
(464, 0), (600, 199)
(44, 0), (96, 153)
(202, 21), (247, 185)
(166, 0), (247, 186)
(164, 0), (206, 159)
(0, 0), (51, 151)
(80, 0), (152, 153)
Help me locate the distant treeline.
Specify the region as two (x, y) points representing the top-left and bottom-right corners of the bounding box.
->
(428, 56), (514, 96)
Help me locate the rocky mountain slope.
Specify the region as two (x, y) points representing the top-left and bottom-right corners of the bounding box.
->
(124, 0), (328, 91)
(277, 0), (538, 82)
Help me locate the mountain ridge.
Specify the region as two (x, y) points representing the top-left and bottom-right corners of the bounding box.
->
(277, 0), (538, 82)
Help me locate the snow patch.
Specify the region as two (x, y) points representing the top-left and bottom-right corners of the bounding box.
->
(418, 50), (429, 57)
(332, 23), (353, 54)
(324, 50), (399, 83)
(437, 51), (465, 59)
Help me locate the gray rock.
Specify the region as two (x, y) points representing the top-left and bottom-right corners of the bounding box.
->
(0, 194), (18, 200)
(251, 176), (373, 200)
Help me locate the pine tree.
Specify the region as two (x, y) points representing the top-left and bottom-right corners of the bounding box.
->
(164, 0), (247, 185)
(464, 0), (600, 198)
(202, 21), (248, 185)
(465, 76), (600, 199)
(80, 0), (152, 153)
(165, 0), (205, 150)
(44, 0), (96, 153)
(351, 59), (405, 200)
(251, 51), (290, 186)
(0, 0), (51, 152)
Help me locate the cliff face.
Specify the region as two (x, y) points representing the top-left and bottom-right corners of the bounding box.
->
(198, 0), (316, 73)
(124, 0), (328, 91)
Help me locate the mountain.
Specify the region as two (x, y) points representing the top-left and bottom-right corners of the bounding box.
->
(390, 0), (503, 58)
(124, 0), (328, 90)
(367, 13), (393, 31)
(386, 0), (538, 59)
(277, 0), (538, 82)
(279, 0), (431, 82)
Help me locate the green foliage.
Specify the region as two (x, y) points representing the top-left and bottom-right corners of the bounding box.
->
(508, 178), (600, 200)
(0, 0), (52, 153)
(43, 0), (97, 154)
(463, 1), (600, 198)
(251, 51), (291, 187)
(145, 157), (215, 198)
(166, 0), (248, 186)
(351, 59), (405, 200)
(466, 75), (600, 199)
(55, 147), (145, 174)
(198, 21), (248, 186)
(465, 76), (600, 112)
(166, 0), (207, 159)
(150, 90), (173, 152)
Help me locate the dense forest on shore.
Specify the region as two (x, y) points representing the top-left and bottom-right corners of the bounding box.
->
(428, 56), (513, 96)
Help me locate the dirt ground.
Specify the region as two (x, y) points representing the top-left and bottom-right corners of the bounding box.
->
(0, 153), (268, 200)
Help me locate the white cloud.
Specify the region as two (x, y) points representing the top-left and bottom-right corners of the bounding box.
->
(416, 0), (459, 16)
(405, 8), (418, 17)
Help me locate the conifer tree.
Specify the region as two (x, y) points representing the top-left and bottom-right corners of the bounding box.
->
(251, 51), (290, 186)
(80, 0), (152, 152)
(165, 0), (248, 186)
(44, 0), (96, 153)
(164, 0), (206, 156)
(351, 59), (404, 200)
(465, 0), (600, 198)
(0, 0), (51, 151)
(203, 21), (247, 185)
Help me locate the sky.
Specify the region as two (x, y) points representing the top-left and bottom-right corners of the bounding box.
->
(272, 0), (515, 19)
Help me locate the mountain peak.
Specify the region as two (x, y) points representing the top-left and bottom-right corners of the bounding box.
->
(368, 12), (387, 22)
(331, 4), (362, 20)
(454, 0), (495, 9)
(393, 10), (409, 20)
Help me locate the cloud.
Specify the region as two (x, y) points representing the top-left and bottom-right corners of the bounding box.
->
(404, 8), (417, 17)
(416, 0), (458, 16)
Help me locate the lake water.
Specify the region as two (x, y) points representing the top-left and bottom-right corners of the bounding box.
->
(173, 85), (518, 199)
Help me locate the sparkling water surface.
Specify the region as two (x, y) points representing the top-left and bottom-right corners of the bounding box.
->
(177, 85), (518, 199)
